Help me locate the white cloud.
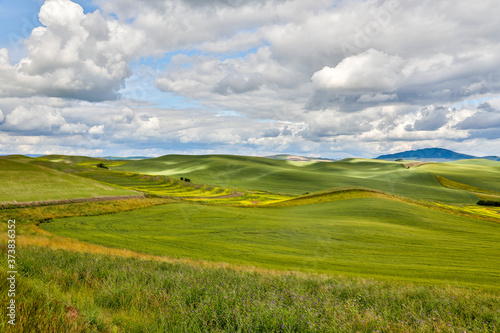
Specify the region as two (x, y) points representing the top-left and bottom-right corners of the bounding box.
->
(133, 115), (161, 137)
(88, 125), (105, 135)
(59, 122), (89, 134)
(311, 49), (404, 92)
(2, 0), (500, 157)
(2, 105), (66, 132)
(0, 0), (146, 101)
(38, 0), (85, 28)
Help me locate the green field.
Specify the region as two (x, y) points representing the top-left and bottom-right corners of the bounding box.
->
(2, 153), (500, 332)
(34, 154), (500, 286)
(2, 246), (498, 333)
(111, 155), (484, 204)
(421, 160), (500, 193)
(0, 156), (138, 204)
(41, 197), (500, 288)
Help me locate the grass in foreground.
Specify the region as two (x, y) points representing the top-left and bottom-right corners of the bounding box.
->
(1, 246), (499, 333)
(41, 198), (500, 288)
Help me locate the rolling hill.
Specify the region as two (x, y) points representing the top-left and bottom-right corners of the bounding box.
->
(2, 152), (500, 332)
(0, 155), (139, 204)
(4, 153), (500, 284)
(41, 196), (500, 287)
(110, 154), (482, 204)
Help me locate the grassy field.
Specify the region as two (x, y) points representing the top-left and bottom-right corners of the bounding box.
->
(40, 197), (500, 288)
(2, 246), (499, 333)
(421, 161), (500, 193)
(26, 155), (291, 205)
(111, 155), (482, 204)
(0, 156), (138, 204)
(1, 154), (500, 332)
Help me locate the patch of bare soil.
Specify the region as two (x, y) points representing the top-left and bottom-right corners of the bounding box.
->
(403, 162), (433, 168)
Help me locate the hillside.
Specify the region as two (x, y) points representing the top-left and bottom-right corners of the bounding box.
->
(41, 196), (500, 287)
(0, 156), (139, 204)
(2, 152), (500, 332)
(111, 155), (481, 204)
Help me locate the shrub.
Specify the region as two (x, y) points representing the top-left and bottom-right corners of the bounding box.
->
(96, 163), (109, 170)
(477, 200), (500, 207)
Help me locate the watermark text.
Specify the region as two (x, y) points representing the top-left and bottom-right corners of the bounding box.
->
(6, 219), (17, 326)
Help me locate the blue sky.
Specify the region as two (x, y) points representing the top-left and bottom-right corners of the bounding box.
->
(0, 0), (500, 158)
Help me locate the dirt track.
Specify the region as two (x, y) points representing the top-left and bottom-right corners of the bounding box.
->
(161, 191), (244, 200)
(403, 162), (432, 168)
(0, 194), (146, 209)
(0, 191), (244, 209)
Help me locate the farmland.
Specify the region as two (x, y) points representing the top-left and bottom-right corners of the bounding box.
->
(42, 198), (500, 287)
(0, 156), (139, 204)
(1, 154), (500, 332)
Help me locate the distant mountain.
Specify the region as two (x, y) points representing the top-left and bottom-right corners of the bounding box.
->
(265, 154), (336, 162)
(376, 148), (500, 162)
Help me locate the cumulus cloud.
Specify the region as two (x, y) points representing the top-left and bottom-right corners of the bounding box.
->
(2, 0), (500, 157)
(406, 106), (450, 131)
(2, 105), (66, 133)
(0, 0), (145, 101)
(311, 49), (404, 92)
(59, 122), (89, 134)
(155, 47), (305, 119)
(455, 104), (500, 130)
(213, 73), (264, 95)
(88, 125), (105, 135)
(150, 0), (500, 118)
(38, 0), (84, 28)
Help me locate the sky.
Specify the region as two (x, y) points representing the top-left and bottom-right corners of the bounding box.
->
(0, 0), (500, 158)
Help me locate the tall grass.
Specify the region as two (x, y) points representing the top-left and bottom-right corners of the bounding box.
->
(0, 269), (99, 332)
(1, 246), (499, 332)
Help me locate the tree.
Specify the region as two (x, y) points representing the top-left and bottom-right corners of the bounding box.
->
(96, 163), (109, 170)
(477, 200), (500, 207)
